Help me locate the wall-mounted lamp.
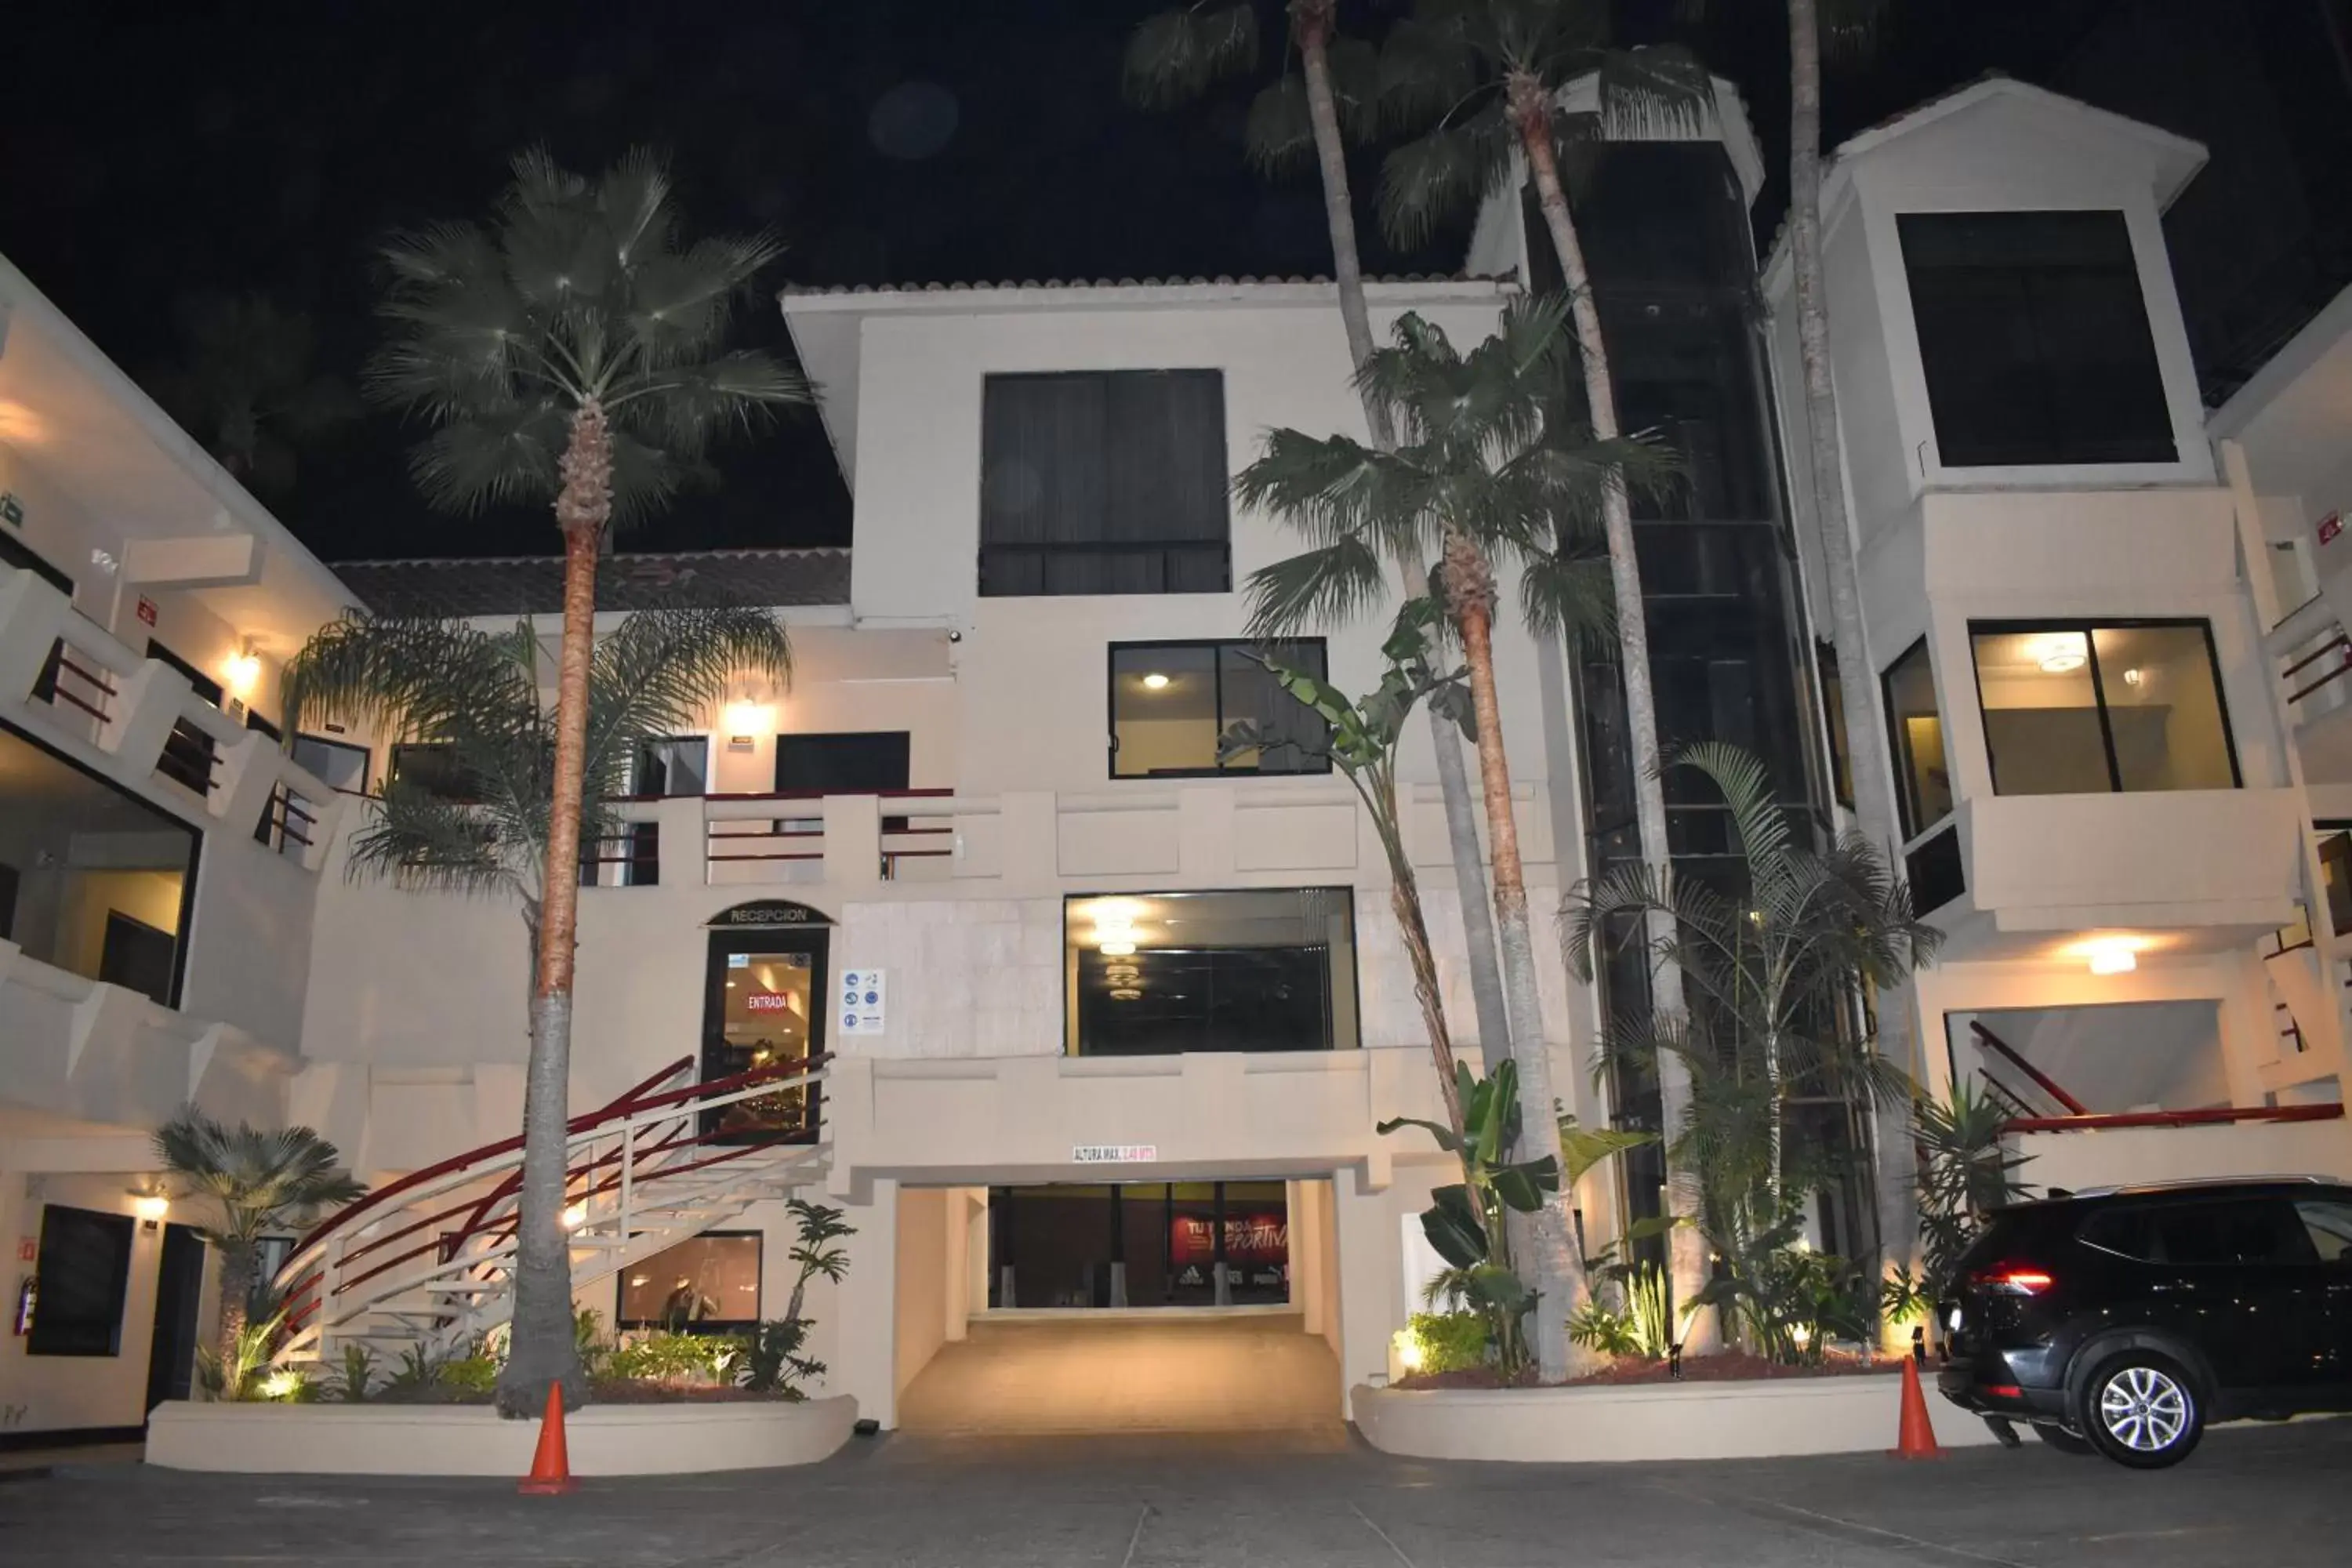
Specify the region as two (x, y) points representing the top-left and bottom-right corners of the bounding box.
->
(224, 641), (263, 699)
(129, 1185), (170, 1227)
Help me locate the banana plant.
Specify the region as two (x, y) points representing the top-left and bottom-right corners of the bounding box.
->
(1378, 1058), (1559, 1376)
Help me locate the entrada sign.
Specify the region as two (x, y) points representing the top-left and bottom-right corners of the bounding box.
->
(706, 899), (831, 928)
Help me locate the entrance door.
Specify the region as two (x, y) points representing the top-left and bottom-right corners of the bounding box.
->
(143, 1224), (205, 1412)
(703, 925), (827, 1142)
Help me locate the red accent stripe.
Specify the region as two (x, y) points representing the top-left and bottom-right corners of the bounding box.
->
(2003, 1103), (2345, 1134)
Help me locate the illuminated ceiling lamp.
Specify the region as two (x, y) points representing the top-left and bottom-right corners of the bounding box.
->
(1142, 672), (1171, 691)
(2037, 633), (2089, 674)
(2081, 936), (2140, 975)
(1098, 939), (1136, 956)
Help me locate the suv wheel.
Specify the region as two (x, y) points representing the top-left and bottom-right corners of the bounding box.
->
(2034, 1424), (2094, 1456)
(2079, 1352), (2203, 1468)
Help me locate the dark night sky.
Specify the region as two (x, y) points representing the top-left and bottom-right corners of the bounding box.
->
(3, 0), (2118, 564)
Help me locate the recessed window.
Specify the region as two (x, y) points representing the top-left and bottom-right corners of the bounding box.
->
(1065, 889), (1356, 1056)
(979, 370), (1230, 597)
(1899, 211), (2176, 467)
(1969, 621), (2238, 796)
(618, 1232), (763, 1330)
(1814, 640), (1853, 810)
(1881, 639), (1952, 840)
(27, 1204), (135, 1357)
(1109, 641), (1329, 778)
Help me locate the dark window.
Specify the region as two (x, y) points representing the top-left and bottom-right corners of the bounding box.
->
(2318, 826), (2352, 938)
(147, 641), (223, 797)
(100, 911), (178, 1005)
(1969, 621), (2239, 797)
(979, 370), (1230, 597)
(1109, 641), (1330, 779)
(1899, 211), (2176, 467)
(1815, 641), (1853, 809)
(594, 737), (708, 890)
(2296, 1200), (2352, 1264)
(292, 733), (370, 795)
(1066, 888), (1356, 1056)
(618, 1232), (763, 1330)
(775, 732), (909, 795)
(2078, 1206), (2160, 1261)
(244, 709), (281, 743)
(2150, 1200), (2318, 1266)
(0, 860), (16, 943)
(1904, 822), (1966, 915)
(1, 527), (74, 597)
(27, 1204), (135, 1356)
(388, 742), (481, 803)
(1882, 638), (1952, 840)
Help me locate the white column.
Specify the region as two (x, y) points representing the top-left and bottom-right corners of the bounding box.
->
(832, 1177), (899, 1428)
(1331, 1163), (1399, 1417)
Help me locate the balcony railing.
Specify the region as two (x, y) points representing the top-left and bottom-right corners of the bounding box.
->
(1, 564), (342, 872)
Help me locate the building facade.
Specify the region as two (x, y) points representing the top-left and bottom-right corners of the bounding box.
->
(3, 76), (2347, 1447)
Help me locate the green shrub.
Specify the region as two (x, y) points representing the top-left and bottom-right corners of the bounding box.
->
(437, 1356), (500, 1396)
(736, 1318), (825, 1399)
(608, 1330), (738, 1383)
(1406, 1312), (1488, 1375)
(329, 1344), (377, 1403)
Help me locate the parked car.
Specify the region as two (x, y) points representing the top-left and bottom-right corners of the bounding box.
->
(1936, 1177), (2352, 1468)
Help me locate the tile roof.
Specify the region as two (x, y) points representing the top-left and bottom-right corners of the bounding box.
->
(329, 547), (851, 620)
(779, 272), (1496, 299)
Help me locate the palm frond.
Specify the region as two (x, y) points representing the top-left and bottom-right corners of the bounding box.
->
(583, 607), (791, 790)
(1515, 548), (1614, 649)
(1377, 102), (1513, 250)
(1123, 5), (1260, 108)
(1594, 43), (1714, 140)
(1243, 76), (1318, 178)
(1243, 536), (1392, 637)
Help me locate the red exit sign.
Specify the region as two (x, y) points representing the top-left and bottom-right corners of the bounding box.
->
(2320, 512), (2343, 547)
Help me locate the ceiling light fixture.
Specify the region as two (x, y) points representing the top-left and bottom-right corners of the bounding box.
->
(1109, 987), (1143, 1001)
(1142, 673), (1170, 690)
(2037, 634), (2088, 674)
(2081, 936), (2141, 975)
(1100, 940), (1136, 956)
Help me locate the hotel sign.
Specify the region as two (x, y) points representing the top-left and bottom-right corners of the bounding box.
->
(1073, 1144), (1157, 1164)
(706, 899), (830, 928)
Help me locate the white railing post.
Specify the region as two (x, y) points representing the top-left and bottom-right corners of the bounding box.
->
(655, 794), (704, 887)
(823, 793), (882, 890)
(998, 791), (1058, 895)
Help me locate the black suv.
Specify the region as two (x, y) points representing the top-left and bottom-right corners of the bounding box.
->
(1937, 1177), (2352, 1468)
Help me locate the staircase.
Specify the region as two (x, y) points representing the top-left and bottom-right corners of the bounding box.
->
(273, 1054), (830, 1365)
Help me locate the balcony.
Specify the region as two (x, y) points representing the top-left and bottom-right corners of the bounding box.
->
(2011, 1105), (2352, 1195)
(1912, 788), (2305, 957)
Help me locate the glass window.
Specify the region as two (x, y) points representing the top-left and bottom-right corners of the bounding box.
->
(27, 1204), (134, 1357)
(0, 724), (196, 1007)
(1971, 621), (2238, 797)
(1898, 211), (2176, 468)
(1816, 641), (1853, 809)
(2296, 1200), (2352, 1264)
(1881, 639), (1952, 839)
(1109, 641), (1329, 778)
(1066, 889), (1356, 1055)
(706, 949), (818, 1141)
(2318, 829), (2352, 938)
(2151, 1200), (2318, 1267)
(979, 370), (1230, 597)
(619, 1233), (762, 1329)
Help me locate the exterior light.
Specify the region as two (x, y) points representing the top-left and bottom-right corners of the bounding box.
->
(224, 646), (263, 698)
(2086, 942), (2138, 975)
(1394, 1329), (1425, 1372)
(723, 699), (768, 739)
(1142, 673), (1171, 690)
(562, 1202), (589, 1231)
(132, 1192), (169, 1222)
(1789, 1322), (1812, 1349)
(1099, 940), (1136, 956)
(2122, 667), (2143, 686)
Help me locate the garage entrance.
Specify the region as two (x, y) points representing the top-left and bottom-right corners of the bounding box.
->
(891, 1179), (1344, 1438)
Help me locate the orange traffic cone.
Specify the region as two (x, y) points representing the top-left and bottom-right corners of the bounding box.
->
(1889, 1357), (1944, 1460)
(517, 1381), (576, 1494)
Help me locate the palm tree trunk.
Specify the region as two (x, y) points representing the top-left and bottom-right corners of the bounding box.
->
(1787, 0), (1916, 1296)
(1298, 9), (1513, 1066)
(215, 1240), (256, 1374)
(495, 401), (605, 1419)
(1512, 77), (1712, 1350)
(1366, 779), (1465, 1134)
(1445, 531), (1587, 1381)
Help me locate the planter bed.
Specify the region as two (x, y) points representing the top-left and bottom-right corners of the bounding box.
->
(1355, 1364), (1999, 1464)
(146, 1393), (859, 1476)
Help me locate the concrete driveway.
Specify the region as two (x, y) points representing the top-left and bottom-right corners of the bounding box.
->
(896, 1309), (1345, 1439)
(6, 1417), (2347, 1566)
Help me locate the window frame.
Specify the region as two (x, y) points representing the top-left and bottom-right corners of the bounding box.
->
(614, 1229), (766, 1332)
(1966, 617), (2243, 798)
(1878, 636), (1947, 843)
(26, 1203), (136, 1358)
(1105, 638), (1331, 781)
(976, 368), (1233, 600)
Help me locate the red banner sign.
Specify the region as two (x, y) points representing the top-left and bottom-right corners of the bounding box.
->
(1170, 1213), (1287, 1265)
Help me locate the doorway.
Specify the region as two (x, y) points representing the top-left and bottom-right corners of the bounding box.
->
(143, 1224), (205, 1412)
(702, 921), (827, 1142)
(988, 1181), (1290, 1310)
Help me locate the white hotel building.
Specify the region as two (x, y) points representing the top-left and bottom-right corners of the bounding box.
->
(3, 76), (2349, 1448)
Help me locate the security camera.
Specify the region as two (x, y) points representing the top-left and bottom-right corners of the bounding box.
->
(947, 630), (964, 643)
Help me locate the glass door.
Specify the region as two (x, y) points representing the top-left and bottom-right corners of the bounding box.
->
(702, 927), (826, 1143)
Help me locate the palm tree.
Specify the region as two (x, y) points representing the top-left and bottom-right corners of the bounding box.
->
(281, 602), (792, 1414)
(142, 292), (358, 495)
(1238, 296), (1671, 1377)
(1565, 742), (1936, 1350)
(153, 1110), (366, 1378)
(1124, 2), (1516, 1062)
(1376, 0), (1715, 1326)
(367, 150), (811, 1417)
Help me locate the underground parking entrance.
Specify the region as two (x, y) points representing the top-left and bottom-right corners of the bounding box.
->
(892, 1179), (1347, 1439)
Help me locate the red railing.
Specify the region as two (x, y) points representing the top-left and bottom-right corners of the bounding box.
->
(2003, 1103), (2346, 1135)
(1970, 1022), (2089, 1117)
(2282, 632), (2352, 705)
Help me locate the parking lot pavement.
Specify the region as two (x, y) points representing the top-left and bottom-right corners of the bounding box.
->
(2, 1418), (2345, 1567)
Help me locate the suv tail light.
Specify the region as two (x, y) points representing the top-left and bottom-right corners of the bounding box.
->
(1970, 1261), (2054, 1296)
